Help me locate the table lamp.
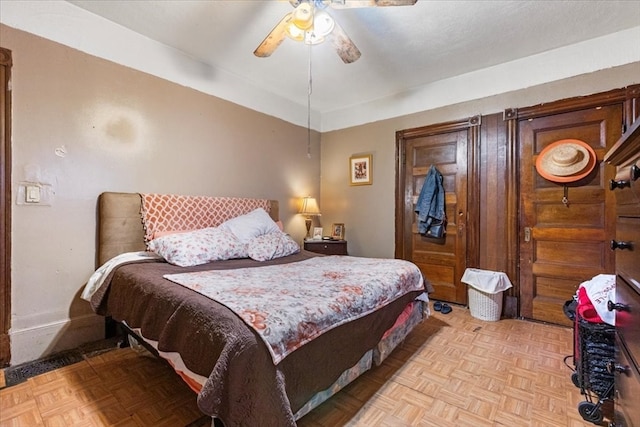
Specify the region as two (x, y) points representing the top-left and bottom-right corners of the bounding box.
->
(299, 196), (321, 240)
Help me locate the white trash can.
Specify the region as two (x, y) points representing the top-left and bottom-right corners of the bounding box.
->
(461, 268), (513, 321)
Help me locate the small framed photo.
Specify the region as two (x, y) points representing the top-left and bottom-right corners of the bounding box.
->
(349, 154), (373, 186)
(331, 223), (345, 240)
(312, 227), (323, 240)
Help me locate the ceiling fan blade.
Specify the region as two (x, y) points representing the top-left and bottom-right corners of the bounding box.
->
(254, 13), (292, 58)
(330, 0), (417, 8)
(328, 20), (361, 64)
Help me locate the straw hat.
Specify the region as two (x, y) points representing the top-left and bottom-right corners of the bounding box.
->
(536, 139), (596, 183)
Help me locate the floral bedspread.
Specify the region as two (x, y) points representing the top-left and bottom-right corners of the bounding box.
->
(164, 256), (424, 364)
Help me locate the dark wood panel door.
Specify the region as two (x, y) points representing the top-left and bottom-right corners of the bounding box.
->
(518, 105), (621, 326)
(396, 119), (478, 305)
(0, 47), (11, 367)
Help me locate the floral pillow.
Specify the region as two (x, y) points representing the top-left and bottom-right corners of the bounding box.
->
(247, 231), (300, 262)
(148, 227), (247, 267)
(219, 208), (281, 244)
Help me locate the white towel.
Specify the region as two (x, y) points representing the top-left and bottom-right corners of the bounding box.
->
(461, 268), (513, 294)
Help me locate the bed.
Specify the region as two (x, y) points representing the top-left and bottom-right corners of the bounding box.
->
(83, 192), (430, 427)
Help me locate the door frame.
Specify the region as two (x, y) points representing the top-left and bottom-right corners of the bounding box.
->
(1, 47), (12, 367)
(395, 116), (481, 283)
(507, 85), (640, 319)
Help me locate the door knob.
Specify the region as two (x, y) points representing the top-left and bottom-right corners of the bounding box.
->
(631, 164), (640, 181)
(609, 179), (631, 190)
(607, 300), (629, 312)
(610, 240), (633, 250)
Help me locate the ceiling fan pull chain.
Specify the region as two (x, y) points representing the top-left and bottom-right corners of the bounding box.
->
(307, 44), (313, 159)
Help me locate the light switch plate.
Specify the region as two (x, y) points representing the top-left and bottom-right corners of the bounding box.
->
(17, 182), (53, 206)
(26, 185), (41, 203)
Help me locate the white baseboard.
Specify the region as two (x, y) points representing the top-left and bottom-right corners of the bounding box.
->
(9, 314), (105, 366)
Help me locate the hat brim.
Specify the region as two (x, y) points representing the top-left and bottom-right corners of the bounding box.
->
(535, 139), (597, 183)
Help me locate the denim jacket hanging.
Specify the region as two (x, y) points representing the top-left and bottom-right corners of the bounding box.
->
(415, 165), (446, 238)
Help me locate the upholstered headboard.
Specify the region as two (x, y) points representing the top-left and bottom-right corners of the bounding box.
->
(96, 192), (280, 267)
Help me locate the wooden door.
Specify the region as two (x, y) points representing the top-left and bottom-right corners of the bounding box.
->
(519, 105), (621, 326)
(396, 118), (479, 305)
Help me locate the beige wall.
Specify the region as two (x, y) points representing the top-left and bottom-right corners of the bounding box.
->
(320, 63), (640, 259)
(2, 25), (321, 364)
(3, 20), (639, 365)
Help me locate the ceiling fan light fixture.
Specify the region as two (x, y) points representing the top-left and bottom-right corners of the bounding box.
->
(291, 2), (314, 30)
(285, 21), (307, 41)
(304, 31), (325, 45)
(256, 0), (414, 62)
(312, 10), (335, 38)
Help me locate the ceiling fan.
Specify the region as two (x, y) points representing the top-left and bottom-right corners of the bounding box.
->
(253, 0), (418, 64)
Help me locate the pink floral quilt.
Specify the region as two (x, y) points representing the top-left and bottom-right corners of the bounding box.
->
(164, 255), (424, 364)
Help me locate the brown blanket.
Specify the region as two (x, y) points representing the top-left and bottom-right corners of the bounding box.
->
(90, 251), (424, 426)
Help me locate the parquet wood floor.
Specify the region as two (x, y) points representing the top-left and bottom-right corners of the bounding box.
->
(1, 306), (604, 426)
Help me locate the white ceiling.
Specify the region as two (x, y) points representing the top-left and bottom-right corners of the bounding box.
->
(2, 1), (640, 130)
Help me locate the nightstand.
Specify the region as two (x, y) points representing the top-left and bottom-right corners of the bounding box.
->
(303, 239), (348, 255)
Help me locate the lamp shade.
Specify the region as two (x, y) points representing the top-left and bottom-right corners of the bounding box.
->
(299, 196), (321, 216)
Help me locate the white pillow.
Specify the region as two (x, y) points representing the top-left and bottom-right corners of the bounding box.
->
(148, 227), (247, 267)
(247, 231), (300, 261)
(219, 208), (280, 244)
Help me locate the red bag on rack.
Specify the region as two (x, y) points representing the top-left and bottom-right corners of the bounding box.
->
(576, 286), (604, 324)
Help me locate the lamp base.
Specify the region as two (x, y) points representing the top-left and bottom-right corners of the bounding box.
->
(305, 217), (312, 240)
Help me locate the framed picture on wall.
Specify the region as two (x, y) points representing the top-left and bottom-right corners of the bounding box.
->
(331, 223), (345, 240)
(349, 154), (372, 185)
(312, 227), (323, 240)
